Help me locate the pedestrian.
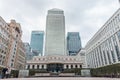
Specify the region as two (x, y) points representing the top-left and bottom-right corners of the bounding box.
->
(1, 67), (8, 79)
(6, 67), (11, 78)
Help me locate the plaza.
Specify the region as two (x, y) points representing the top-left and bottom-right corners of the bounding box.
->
(1, 77), (120, 80)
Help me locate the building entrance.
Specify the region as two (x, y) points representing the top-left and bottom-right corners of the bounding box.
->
(47, 63), (63, 72)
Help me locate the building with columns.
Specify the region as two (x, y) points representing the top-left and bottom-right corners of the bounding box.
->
(85, 8), (120, 68)
(26, 8), (85, 73)
(26, 55), (82, 71)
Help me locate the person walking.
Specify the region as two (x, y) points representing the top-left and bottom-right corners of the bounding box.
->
(6, 67), (11, 78)
(1, 67), (8, 79)
(6, 71), (9, 78)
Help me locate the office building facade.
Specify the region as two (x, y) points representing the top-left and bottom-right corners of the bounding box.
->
(0, 16), (10, 68)
(67, 32), (82, 55)
(0, 17), (26, 70)
(30, 31), (44, 56)
(45, 8), (66, 56)
(85, 8), (120, 68)
(8, 20), (26, 70)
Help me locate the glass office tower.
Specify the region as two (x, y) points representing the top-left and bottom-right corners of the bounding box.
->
(67, 32), (82, 55)
(30, 31), (44, 56)
(45, 8), (66, 56)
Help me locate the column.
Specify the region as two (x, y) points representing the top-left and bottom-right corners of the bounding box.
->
(101, 44), (106, 66)
(107, 40), (113, 64)
(68, 64), (71, 69)
(77, 64), (80, 68)
(35, 65), (37, 69)
(39, 65), (42, 69)
(44, 64), (47, 69)
(30, 65), (32, 69)
(25, 65), (28, 69)
(111, 36), (119, 62)
(64, 64), (66, 69)
(73, 64), (75, 68)
(115, 34), (120, 61)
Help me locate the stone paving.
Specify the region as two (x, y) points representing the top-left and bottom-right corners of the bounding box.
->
(1, 77), (120, 80)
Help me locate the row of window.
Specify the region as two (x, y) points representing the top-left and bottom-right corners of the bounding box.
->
(26, 64), (82, 69)
(65, 64), (82, 69)
(27, 65), (45, 69)
(34, 57), (78, 61)
(87, 11), (120, 50)
(87, 32), (120, 68)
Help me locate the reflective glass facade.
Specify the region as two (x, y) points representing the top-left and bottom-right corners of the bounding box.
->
(67, 32), (82, 56)
(45, 8), (66, 56)
(30, 31), (44, 56)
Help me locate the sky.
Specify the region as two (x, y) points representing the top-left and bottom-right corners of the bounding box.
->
(0, 0), (119, 47)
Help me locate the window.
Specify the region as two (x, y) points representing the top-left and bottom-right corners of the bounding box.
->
(11, 63), (13, 67)
(80, 65), (82, 68)
(16, 34), (18, 37)
(37, 65), (39, 69)
(117, 31), (120, 40)
(75, 65), (77, 68)
(115, 45), (120, 61)
(111, 50), (116, 63)
(27, 65), (30, 69)
(42, 65), (44, 69)
(66, 65), (68, 69)
(71, 65), (73, 69)
(103, 51), (107, 64)
(107, 51), (111, 64)
(32, 65), (34, 69)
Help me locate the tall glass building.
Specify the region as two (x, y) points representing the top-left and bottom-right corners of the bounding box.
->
(45, 8), (66, 56)
(30, 31), (44, 56)
(67, 32), (82, 56)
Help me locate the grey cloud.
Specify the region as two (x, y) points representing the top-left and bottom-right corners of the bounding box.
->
(0, 0), (119, 47)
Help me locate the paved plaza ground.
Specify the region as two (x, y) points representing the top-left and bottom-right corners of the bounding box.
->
(1, 77), (120, 80)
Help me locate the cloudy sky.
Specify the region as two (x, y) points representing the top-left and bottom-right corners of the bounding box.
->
(0, 0), (119, 47)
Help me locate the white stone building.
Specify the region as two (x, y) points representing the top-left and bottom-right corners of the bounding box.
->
(26, 55), (82, 71)
(85, 8), (120, 68)
(77, 49), (87, 68)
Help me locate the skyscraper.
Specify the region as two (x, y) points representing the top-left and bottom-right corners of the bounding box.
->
(45, 8), (66, 56)
(67, 32), (82, 55)
(30, 31), (44, 56)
